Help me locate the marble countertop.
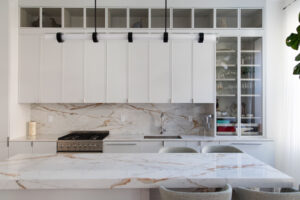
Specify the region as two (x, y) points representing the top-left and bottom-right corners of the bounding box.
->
(10, 134), (273, 142)
(104, 134), (273, 142)
(0, 153), (292, 190)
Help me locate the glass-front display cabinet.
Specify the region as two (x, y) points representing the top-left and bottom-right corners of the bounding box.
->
(216, 37), (263, 137)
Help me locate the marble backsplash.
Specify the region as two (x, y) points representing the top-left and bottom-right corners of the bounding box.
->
(31, 104), (214, 136)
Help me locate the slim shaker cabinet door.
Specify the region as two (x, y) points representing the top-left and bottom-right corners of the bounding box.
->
(149, 41), (170, 103)
(171, 40), (193, 103)
(40, 37), (63, 103)
(19, 34), (40, 103)
(84, 41), (106, 103)
(128, 41), (149, 103)
(62, 40), (84, 103)
(193, 40), (216, 103)
(106, 40), (128, 103)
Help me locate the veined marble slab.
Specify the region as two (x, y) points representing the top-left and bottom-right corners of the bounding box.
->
(0, 153), (293, 190)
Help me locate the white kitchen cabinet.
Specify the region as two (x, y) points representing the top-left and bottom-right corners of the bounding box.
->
(32, 142), (57, 154)
(103, 142), (140, 153)
(40, 37), (62, 102)
(163, 141), (186, 147)
(220, 141), (275, 166)
(128, 41), (149, 103)
(149, 41), (170, 103)
(171, 40), (193, 103)
(19, 34), (40, 103)
(62, 40), (84, 103)
(140, 141), (163, 153)
(186, 141), (201, 152)
(193, 41), (215, 103)
(9, 141), (32, 157)
(84, 41), (107, 103)
(0, 142), (8, 160)
(200, 141), (220, 151)
(106, 40), (128, 103)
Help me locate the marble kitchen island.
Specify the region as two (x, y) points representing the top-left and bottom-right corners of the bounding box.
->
(0, 153), (293, 200)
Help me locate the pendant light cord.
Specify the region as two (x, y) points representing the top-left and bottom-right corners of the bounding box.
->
(94, 0), (97, 33)
(164, 0), (167, 33)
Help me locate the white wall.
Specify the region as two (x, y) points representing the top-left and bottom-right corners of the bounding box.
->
(8, 0), (31, 140)
(0, 0), (10, 142)
(0, 0), (30, 144)
(266, 0), (300, 185)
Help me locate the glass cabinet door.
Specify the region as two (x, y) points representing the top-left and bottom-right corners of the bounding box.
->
(240, 37), (263, 136)
(216, 37), (238, 136)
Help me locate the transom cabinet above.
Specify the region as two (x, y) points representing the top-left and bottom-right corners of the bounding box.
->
(19, 34), (216, 103)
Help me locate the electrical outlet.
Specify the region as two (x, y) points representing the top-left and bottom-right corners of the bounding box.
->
(188, 116), (193, 122)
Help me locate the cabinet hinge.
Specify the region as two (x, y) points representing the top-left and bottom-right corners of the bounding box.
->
(6, 137), (9, 147)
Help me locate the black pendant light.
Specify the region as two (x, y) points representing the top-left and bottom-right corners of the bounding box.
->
(92, 0), (99, 42)
(163, 0), (168, 43)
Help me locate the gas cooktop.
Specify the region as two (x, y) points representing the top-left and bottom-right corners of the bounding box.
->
(57, 131), (109, 152)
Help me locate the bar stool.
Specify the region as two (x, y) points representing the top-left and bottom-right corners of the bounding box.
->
(159, 184), (232, 200)
(233, 187), (300, 200)
(202, 145), (243, 153)
(158, 147), (198, 153)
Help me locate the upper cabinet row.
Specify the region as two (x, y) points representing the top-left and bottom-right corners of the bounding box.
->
(19, 34), (215, 103)
(20, 7), (263, 29)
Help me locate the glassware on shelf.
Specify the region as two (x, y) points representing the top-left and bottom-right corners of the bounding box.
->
(130, 9), (148, 28)
(42, 8), (62, 28)
(216, 9), (238, 28)
(240, 37), (263, 136)
(20, 8), (40, 27)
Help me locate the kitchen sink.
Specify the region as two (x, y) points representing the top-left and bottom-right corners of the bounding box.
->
(144, 135), (182, 139)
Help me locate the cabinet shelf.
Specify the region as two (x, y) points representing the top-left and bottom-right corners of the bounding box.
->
(241, 94), (261, 97)
(216, 79), (236, 81)
(241, 64), (261, 67)
(216, 50), (236, 53)
(241, 50), (261, 53)
(217, 116), (237, 119)
(217, 132), (237, 136)
(241, 78), (261, 81)
(217, 123), (237, 127)
(217, 94), (236, 97)
(241, 116), (261, 119)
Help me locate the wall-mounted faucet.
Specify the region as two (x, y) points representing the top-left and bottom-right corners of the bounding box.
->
(204, 114), (213, 130)
(160, 113), (166, 135)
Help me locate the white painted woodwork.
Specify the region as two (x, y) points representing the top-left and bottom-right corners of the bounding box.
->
(128, 41), (149, 103)
(9, 141), (32, 157)
(40, 38), (62, 102)
(186, 141), (201, 152)
(62, 40), (84, 103)
(163, 141), (186, 147)
(0, 142), (8, 160)
(171, 40), (193, 103)
(19, 34), (40, 103)
(103, 142), (140, 153)
(193, 41), (215, 103)
(149, 41), (170, 103)
(220, 141), (275, 166)
(32, 142), (57, 154)
(0, 189), (149, 200)
(140, 141), (163, 153)
(84, 41), (107, 103)
(106, 40), (128, 103)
